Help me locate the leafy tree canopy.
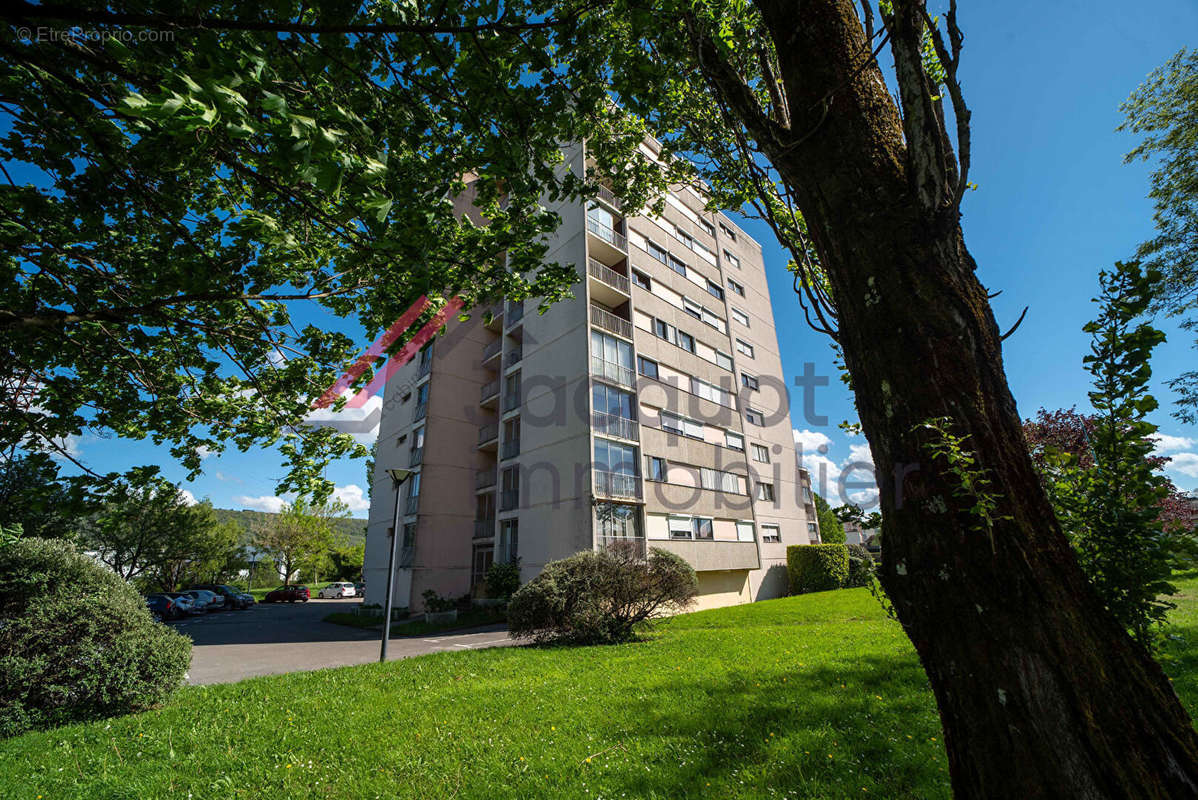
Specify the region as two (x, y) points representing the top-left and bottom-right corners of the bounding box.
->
(814, 493), (845, 544)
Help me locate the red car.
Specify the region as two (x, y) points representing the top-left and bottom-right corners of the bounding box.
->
(262, 585), (310, 603)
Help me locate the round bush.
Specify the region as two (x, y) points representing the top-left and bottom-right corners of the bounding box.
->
(786, 543), (850, 593)
(0, 538), (192, 737)
(845, 544), (875, 588)
(508, 547), (697, 645)
(484, 559), (521, 599)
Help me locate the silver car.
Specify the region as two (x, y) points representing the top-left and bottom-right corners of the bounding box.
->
(183, 589), (224, 613)
(163, 592), (199, 615)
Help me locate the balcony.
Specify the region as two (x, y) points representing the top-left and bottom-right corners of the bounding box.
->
(482, 338), (502, 365)
(507, 347), (522, 366)
(417, 357), (432, 379)
(501, 438), (520, 460)
(599, 536), (645, 559)
(404, 495), (419, 516)
(478, 422), (499, 449)
(475, 469), (496, 489)
(474, 519), (496, 539)
(408, 447), (423, 467)
(500, 489), (520, 511)
(483, 304), (504, 332)
(590, 304), (633, 340)
(593, 412), (638, 441)
(588, 258), (630, 307)
(507, 301), (525, 325)
(596, 183), (622, 211)
(594, 470), (642, 499)
(586, 216), (627, 266)
(412, 402), (427, 423)
(480, 379), (499, 407)
(503, 391), (521, 413)
(590, 356), (635, 388)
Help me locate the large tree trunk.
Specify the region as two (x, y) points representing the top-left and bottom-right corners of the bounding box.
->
(739, 0), (1198, 796)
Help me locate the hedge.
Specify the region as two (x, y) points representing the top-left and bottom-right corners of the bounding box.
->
(787, 544), (850, 594)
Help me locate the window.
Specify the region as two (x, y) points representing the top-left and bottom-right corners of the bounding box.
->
(727, 278), (745, 296)
(632, 270), (651, 290)
(499, 519), (519, 563)
(701, 468), (744, 494)
(762, 524), (781, 543)
(682, 297), (703, 319)
(720, 222), (737, 242)
(646, 456), (667, 482)
(397, 434), (407, 445)
(742, 372), (759, 391)
(654, 318), (675, 343)
(595, 438), (639, 475)
(675, 228), (694, 250)
(756, 482), (776, 502)
(736, 521), (755, 542)
(736, 339), (755, 358)
(660, 411), (683, 435)
(401, 392), (411, 403)
(416, 382), (430, 404)
(731, 307), (750, 327)
(677, 330), (695, 354)
(693, 517), (714, 540)
(692, 377), (733, 408)
(593, 382), (636, 420)
(699, 219), (716, 238)
(751, 443), (770, 463)
(402, 522), (417, 548)
(723, 249), (740, 269)
(668, 516), (693, 540)
(701, 308), (722, 330)
(471, 544), (494, 587)
(502, 467), (519, 492)
(706, 279), (725, 300)
(661, 411), (703, 439)
(715, 350), (733, 371)
(596, 502), (642, 539)
(725, 431), (745, 451)
(408, 471), (422, 498)
(668, 255), (688, 276)
(638, 356), (658, 380)
(808, 521), (818, 537)
(648, 239), (669, 264)
(591, 330), (634, 385)
(746, 408), (765, 426)
(412, 426), (426, 449)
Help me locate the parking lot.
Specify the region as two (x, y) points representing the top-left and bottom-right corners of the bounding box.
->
(171, 599), (511, 685)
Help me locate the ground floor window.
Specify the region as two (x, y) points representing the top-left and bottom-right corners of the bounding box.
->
(499, 519), (519, 563)
(596, 502), (642, 538)
(472, 545), (494, 587)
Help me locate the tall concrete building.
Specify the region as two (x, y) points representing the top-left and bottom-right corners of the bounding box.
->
(363, 141), (820, 612)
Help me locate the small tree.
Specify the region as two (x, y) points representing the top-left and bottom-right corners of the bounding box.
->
(484, 558), (521, 599)
(813, 494), (845, 544)
(253, 499), (345, 584)
(508, 548), (697, 644)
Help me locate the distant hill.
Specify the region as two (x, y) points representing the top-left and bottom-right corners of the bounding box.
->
(214, 508), (367, 546)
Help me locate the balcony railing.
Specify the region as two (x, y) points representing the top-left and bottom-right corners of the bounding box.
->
(480, 379), (499, 403)
(476, 470), (496, 489)
(594, 470), (642, 499)
(590, 356), (635, 388)
(501, 438), (520, 460)
(474, 519), (495, 539)
(412, 402), (427, 422)
(503, 391), (521, 412)
(404, 495), (420, 515)
(587, 216), (627, 251)
(588, 258), (630, 295)
(593, 412), (639, 441)
(596, 183), (622, 210)
(482, 338), (502, 362)
(590, 304), (633, 339)
(500, 489), (520, 511)
(508, 347), (522, 365)
(478, 422), (499, 445)
(417, 358), (432, 379)
(507, 302), (525, 324)
(599, 536), (646, 559)
(409, 447), (423, 467)
(396, 546), (415, 568)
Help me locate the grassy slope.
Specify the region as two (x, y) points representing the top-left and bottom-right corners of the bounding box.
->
(6, 578), (1198, 799)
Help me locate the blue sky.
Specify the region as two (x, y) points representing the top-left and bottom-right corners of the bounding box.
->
(57, 1), (1198, 514)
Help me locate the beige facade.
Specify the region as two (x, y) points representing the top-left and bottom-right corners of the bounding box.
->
(365, 140), (819, 612)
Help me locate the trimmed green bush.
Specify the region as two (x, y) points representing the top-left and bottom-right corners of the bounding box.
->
(0, 538), (191, 737)
(484, 559), (521, 599)
(787, 544), (850, 594)
(845, 544), (875, 588)
(508, 547), (697, 644)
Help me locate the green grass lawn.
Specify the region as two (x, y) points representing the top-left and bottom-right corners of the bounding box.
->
(6, 578), (1198, 799)
(247, 581), (335, 602)
(324, 606), (507, 636)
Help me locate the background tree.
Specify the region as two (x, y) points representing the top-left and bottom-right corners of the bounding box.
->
(147, 504), (245, 592)
(253, 498), (345, 585)
(328, 538), (365, 582)
(0, 452), (88, 539)
(1120, 48), (1198, 422)
(814, 494), (846, 544)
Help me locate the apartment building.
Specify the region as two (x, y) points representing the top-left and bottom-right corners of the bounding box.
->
(363, 141), (820, 613)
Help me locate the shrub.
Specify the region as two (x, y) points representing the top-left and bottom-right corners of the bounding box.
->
(485, 559), (521, 599)
(421, 589), (456, 613)
(787, 544), (850, 594)
(845, 544), (875, 588)
(0, 538), (191, 737)
(508, 547), (697, 645)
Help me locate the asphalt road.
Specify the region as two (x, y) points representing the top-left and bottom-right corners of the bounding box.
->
(172, 599), (511, 685)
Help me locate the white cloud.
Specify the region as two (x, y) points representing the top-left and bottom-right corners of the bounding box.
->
(180, 489), (199, 506)
(1153, 433), (1197, 454)
(304, 393), (382, 444)
(845, 442), (874, 468)
(793, 428), (833, 454)
(1169, 452), (1198, 479)
(332, 484), (371, 513)
(235, 494), (287, 513)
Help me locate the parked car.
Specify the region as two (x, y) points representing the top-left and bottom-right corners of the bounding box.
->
(236, 591), (256, 607)
(144, 594), (180, 621)
(318, 582), (357, 599)
(353, 582), (366, 597)
(262, 585), (309, 603)
(162, 592), (199, 615)
(190, 583), (251, 610)
(183, 588), (224, 612)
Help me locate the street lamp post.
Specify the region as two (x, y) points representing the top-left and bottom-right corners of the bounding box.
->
(381, 468), (413, 663)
